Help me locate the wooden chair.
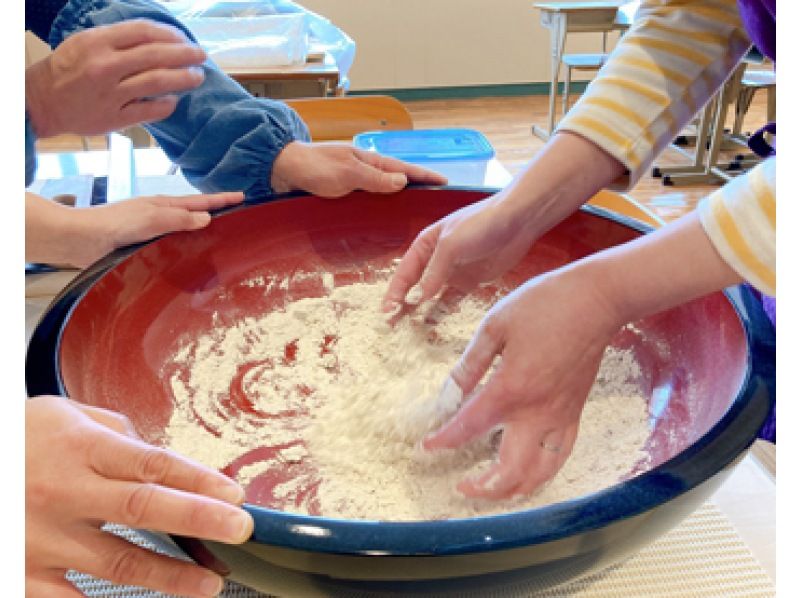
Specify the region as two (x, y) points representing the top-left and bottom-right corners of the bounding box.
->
(284, 95), (414, 141)
(588, 190), (665, 229)
(75, 96), (415, 152)
(160, 95), (414, 176)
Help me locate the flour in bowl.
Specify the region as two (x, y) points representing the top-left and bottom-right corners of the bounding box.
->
(162, 272), (651, 521)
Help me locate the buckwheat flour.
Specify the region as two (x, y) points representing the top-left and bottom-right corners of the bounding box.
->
(162, 272), (650, 521)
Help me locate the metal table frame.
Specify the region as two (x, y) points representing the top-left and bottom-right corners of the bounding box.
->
(531, 1), (634, 141)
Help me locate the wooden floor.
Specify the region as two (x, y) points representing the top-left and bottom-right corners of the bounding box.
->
(405, 92), (772, 223)
(37, 91), (771, 224)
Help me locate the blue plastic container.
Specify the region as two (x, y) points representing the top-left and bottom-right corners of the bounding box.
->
(353, 128), (495, 186)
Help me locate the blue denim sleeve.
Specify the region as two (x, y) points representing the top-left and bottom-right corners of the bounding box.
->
(48, 0), (311, 199)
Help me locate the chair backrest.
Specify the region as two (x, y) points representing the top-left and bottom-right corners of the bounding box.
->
(589, 190), (665, 228)
(284, 95), (414, 141)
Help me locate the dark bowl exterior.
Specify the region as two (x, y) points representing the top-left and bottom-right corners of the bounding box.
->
(170, 464), (733, 595)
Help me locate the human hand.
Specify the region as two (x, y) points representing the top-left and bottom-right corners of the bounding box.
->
(422, 264), (624, 500)
(270, 141), (448, 197)
(422, 210), (746, 500)
(382, 192), (537, 314)
(25, 20), (207, 138)
(26, 191), (244, 268)
(26, 395), (253, 597)
(75, 191), (245, 267)
(381, 131), (627, 314)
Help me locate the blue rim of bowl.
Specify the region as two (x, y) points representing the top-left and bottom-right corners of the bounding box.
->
(25, 186), (775, 557)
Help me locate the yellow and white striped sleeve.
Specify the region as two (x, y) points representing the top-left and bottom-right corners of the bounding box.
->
(557, 0), (752, 188)
(698, 158), (775, 295)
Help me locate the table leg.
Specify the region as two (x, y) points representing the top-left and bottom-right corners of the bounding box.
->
(656, 97), (715, 177)
(661, 62), (746, 186)
(533, 12), (567, 141)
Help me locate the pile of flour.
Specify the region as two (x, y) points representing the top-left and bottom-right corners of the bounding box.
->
(162, 271), (651, 521)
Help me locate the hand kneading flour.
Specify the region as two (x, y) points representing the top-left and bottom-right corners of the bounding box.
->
(163, 271), (651, 521)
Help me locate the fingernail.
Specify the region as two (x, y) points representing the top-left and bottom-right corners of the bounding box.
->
(383, 302), (402, 321)
(391, 173), (407, 188)
(405, 284), (424, 305)
(192, 212), (211, 227)
(190, 66), (205, 82)
(197, 573), (223, 597)
(421, 432), (437, 450)
(461, 471), (493, 496)
(225, 510), (253, 543)
(437, 376), (463, 415)
(481, 472), (502, 491)
(216, 481), (245, 504)
(382, 300), (399, 313)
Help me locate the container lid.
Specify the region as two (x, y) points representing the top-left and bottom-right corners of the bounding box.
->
(353, 128), (495, 162)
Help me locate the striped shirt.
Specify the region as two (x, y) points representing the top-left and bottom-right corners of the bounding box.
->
(557, 0), (776, 295)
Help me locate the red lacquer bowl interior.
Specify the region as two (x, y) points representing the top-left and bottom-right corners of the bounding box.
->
(58, 188), (747, 511)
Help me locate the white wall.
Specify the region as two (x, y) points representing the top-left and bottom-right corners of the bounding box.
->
(301, 0), (618, 91)
(26, 2), (620, 91)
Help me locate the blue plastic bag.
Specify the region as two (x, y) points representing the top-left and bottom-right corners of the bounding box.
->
(161, 0), (355, 90)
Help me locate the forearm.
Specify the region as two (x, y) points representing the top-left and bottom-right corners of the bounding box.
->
(498, 131), (626, 241)
(574, 211), (742, 325)
(144, 86), (309, 198)
(557, 0), (751, 189)
(47, 0), (309, 198)
(697, 158), (775, 295)
(25, 64), (55, 138)
(25, 193), (84, 266)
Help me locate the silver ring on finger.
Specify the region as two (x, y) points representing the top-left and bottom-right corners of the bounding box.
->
(540, 440), (562, 453)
